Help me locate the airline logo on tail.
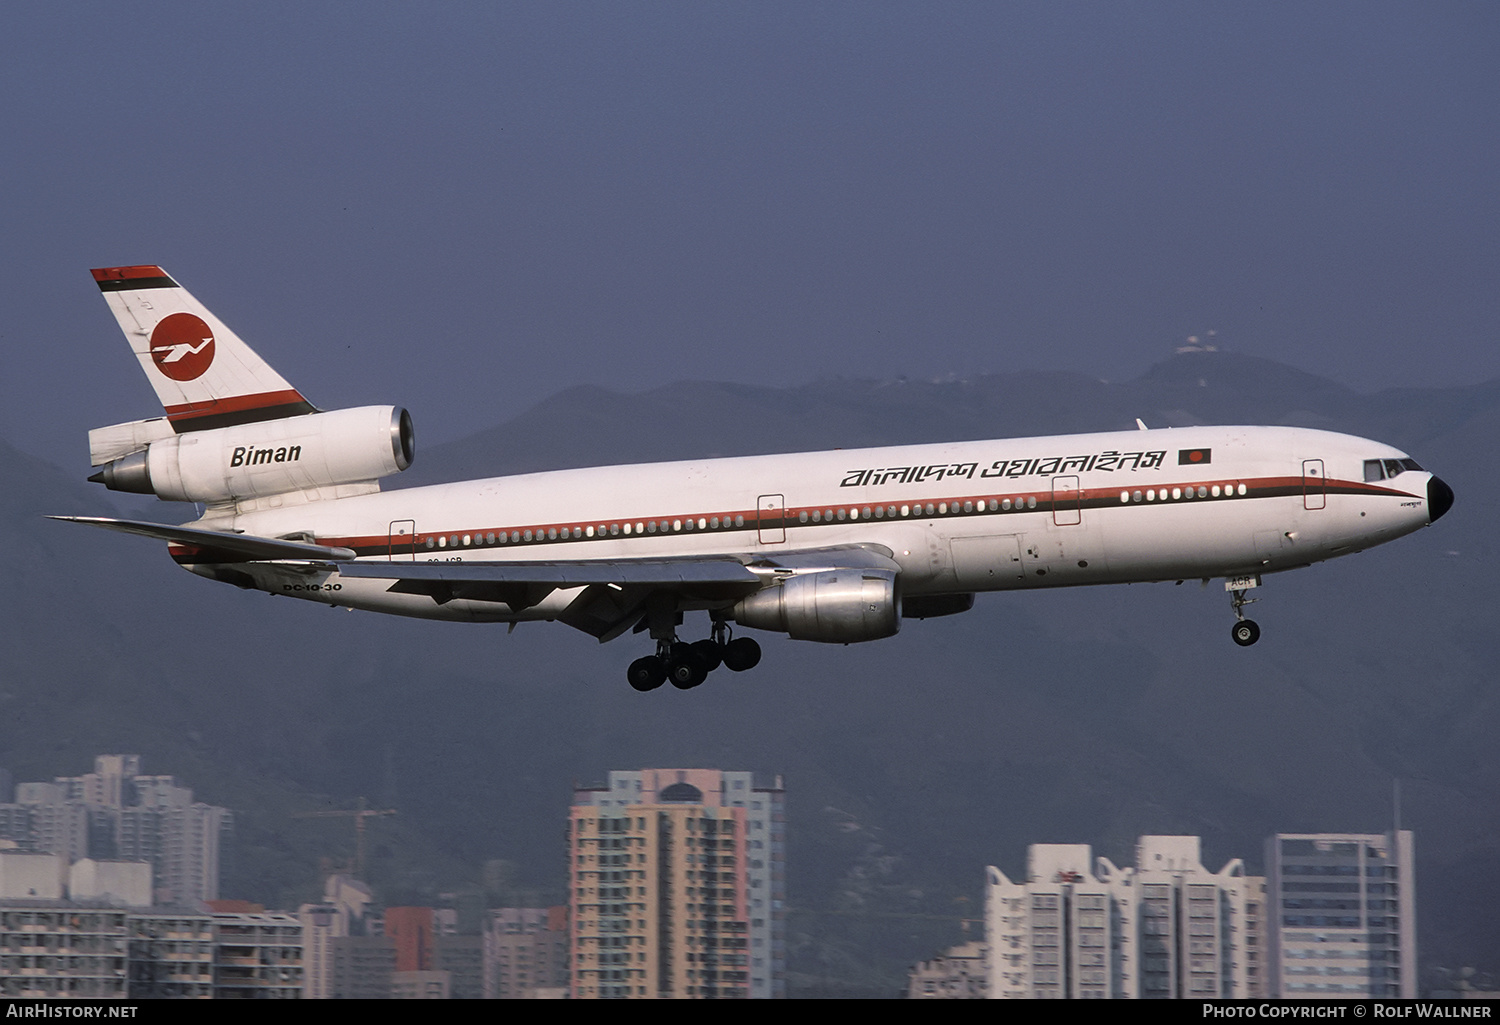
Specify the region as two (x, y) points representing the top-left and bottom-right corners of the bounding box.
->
(149, 313), (216, 380)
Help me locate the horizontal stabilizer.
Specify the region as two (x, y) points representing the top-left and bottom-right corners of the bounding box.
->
(48, 516), (356, 561)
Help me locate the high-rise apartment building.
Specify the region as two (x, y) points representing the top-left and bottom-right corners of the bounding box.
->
(483, 907), (569, 998)
(1264, 831), (1415, 998)
(0, 756), (230, 905)
(296, 874), (374, 999)
(907, 940), (988, 998)
(569, 768), (785, 999)
(986, 836), (1259, 999)
(0, 904), (130, 998)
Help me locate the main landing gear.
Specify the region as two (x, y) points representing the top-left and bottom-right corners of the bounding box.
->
(627, 620), (761, 692)
(1229, 583), (1261, 647)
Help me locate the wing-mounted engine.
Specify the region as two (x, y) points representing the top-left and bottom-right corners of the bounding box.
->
(731, 568), (901, 643)
(89, 405), (414, 504)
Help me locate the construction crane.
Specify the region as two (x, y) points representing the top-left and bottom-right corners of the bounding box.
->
(293, 797), (395, 879)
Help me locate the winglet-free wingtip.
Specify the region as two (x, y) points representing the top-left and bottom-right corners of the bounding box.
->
(48, 515), (358, 561)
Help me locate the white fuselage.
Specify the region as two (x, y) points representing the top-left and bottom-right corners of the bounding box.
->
(185, 424), (1435, 625)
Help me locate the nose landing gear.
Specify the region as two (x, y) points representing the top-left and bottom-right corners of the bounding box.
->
(1228, 577), (1262, 647)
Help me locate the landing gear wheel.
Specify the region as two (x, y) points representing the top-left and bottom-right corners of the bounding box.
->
(667, 649), (709, 689)
(1231, 619), (1261, 647)
(691, 639), (724, 672)
(722, 636), (762, 672)
(627, 656), (667, 691)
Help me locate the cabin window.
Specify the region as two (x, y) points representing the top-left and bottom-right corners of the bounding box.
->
(735, 515), (745, 527)
(1120, 491), (1130, 504)
(1002, 499), (1012, 510)
(1027, 497), (1037, 509)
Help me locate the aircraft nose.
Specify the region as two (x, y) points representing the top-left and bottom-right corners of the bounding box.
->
(1428, 475), (1454, 523)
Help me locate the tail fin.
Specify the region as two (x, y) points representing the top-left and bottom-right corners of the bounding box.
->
(91, 266), (317, 432)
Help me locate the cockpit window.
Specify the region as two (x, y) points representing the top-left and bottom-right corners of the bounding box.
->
(1366, 457), (1424, 482)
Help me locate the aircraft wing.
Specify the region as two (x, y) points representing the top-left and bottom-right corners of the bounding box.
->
(339, 544), (900, 642)
(49, 515), (358, 561)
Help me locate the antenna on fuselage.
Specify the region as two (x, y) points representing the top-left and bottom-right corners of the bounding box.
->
(1135, 418), (1149, 431)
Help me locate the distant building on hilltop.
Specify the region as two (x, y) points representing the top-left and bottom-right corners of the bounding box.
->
(569, 768), (785, 999)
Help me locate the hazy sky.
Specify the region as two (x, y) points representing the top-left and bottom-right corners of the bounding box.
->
(3, 2), (1496, 467)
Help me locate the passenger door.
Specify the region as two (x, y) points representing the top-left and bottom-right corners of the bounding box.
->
(388, 520), (416, 561)
(757, 494), (786, 544)
(1302, 459), (1326, 511)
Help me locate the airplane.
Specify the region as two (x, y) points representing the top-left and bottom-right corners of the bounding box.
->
(57, 265), (1455, 691)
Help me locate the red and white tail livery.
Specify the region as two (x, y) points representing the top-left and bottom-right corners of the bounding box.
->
(58, 266), (1455, 692)
(91, 265), (315, 431)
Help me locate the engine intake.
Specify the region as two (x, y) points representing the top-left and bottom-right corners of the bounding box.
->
(732, 569), (900, 643)
(89, 405), (414, 504)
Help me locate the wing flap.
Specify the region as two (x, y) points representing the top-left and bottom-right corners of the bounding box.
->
(336, 558), (763, 592)
(339, 558), (764, 631)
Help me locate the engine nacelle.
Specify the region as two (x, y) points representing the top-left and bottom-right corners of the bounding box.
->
(91, 405), (414, 504)
(732, 569), (901, 643)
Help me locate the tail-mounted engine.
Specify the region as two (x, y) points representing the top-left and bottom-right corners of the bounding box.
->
(89, 405), (414, 504)
(732, 569), (901, 643)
